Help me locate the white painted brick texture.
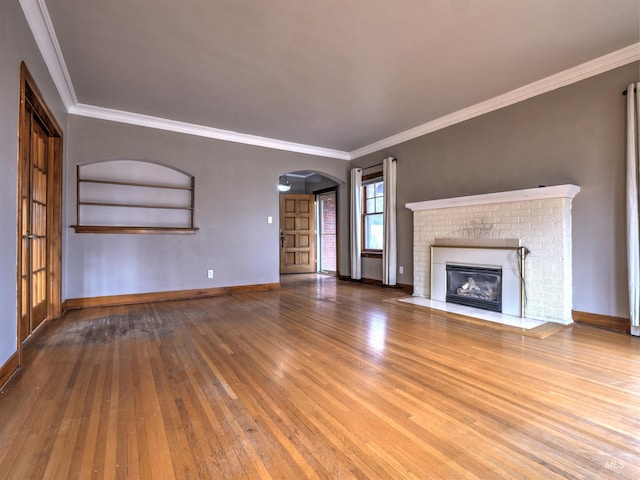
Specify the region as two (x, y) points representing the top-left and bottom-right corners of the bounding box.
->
(412, 198), (573, 322)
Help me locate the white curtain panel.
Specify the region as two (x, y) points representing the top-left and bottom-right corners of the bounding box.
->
(626, 82), (640, 336)
(350, 168), (363, 280)
(383, 157), (397, 286)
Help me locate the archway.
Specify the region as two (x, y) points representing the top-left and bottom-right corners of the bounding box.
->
(278, 171), (340, 275)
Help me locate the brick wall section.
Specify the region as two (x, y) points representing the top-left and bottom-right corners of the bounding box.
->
(320, 195), (337, 272)
(413, 197), (573, 322)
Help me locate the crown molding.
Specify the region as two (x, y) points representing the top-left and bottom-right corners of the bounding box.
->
(20, 0), (349, 160)
(68, 104), (351, 160)
(20, 0), (638, 161)
(19, 0), (76, 109)
(351, 43), (640, 159)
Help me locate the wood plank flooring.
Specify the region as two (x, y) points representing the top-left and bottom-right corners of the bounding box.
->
(0, 274), (639, 479)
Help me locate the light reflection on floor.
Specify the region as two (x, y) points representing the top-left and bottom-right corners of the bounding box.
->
(367, 315), (387, 352)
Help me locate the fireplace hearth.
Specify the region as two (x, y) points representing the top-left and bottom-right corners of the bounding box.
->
(446, 264), (502, 312)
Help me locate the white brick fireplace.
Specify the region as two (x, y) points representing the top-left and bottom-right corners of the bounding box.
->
(406, 185), (580, 324)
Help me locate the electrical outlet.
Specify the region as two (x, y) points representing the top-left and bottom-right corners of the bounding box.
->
(207, 269), (213, 278)
(399, 266), (404, 274)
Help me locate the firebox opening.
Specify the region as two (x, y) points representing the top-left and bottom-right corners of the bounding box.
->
(446, 264), (502, 313)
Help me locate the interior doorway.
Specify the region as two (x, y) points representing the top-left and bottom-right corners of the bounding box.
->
(278, 172), (339, 276)
(316, 190), (337, 274)
(17, 63), (63, 363)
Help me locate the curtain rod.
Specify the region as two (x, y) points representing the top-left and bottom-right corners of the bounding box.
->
(361, 157), (396, 170)
(362, 162), (383, 170)
(623, 86), (637, 96)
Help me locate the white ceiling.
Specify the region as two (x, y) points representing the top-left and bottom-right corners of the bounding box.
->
(25, 0), (640, 158)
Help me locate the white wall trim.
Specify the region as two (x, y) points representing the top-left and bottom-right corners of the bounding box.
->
(19, 0), (349, 160)
(68, 104), (351, 160)
(19, 0), (76, 109)
(19, 0), (638, 161)
(405, 184), (580, 212)
(351, 43), (640, 159)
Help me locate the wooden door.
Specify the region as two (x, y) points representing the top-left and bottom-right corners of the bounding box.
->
(280, 194), (316, 273)
(17, 62), (63, 351)
(21, 119), (49, 337)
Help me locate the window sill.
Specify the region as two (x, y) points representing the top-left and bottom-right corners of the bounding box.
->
(361, 251), (382, 259)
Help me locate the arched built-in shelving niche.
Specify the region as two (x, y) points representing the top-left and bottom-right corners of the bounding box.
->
(72, 160), (198, 234)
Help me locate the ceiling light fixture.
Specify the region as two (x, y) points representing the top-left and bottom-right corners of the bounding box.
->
(278, 175), (292, 192)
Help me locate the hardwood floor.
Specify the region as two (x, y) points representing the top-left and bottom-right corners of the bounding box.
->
(0, 274), (638, 479)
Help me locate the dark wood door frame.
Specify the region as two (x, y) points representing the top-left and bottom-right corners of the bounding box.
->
(17, 62), (63, 365)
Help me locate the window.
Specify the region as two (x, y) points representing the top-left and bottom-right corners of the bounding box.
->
(363, 177), (383, 253)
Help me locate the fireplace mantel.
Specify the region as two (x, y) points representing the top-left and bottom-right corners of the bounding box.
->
(406, 184), (580, 212)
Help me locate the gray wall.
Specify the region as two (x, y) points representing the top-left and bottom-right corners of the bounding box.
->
(352, 62), (639, 318)
(63, 116), (349, 300)
(0, 1), (67, 366)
